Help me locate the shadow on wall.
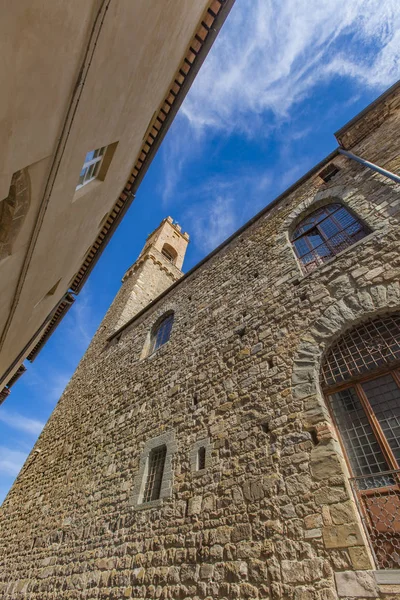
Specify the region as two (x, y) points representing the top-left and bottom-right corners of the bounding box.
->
(0, 169), (30, 260)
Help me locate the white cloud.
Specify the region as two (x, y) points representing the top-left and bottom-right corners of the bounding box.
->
(0, 410), (44, 436)
(160, 0), (400, 228)
(0, 447), (27, 477)
(182, 171), (271, 253)
(186, 194), (238, 253)
(22, 364), (71, 406)
(181, 0), (400, 134)
(65, 286), (97, 350)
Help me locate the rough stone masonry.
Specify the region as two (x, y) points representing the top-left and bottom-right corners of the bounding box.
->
(1, 83), (400, 599)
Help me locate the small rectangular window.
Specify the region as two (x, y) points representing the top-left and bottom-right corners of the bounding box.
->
(142, 445), (167, 503)
(318, 163), (339, 182)
(76, 147), (106, 189)
(197, 446), (206, 470)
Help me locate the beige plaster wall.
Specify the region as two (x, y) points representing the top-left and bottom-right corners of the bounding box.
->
(0, 0), (210, 382)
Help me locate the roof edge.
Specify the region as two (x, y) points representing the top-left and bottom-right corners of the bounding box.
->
(335, 79), (400, 143)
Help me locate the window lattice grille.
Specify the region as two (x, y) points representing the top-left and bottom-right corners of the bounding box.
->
(321, 314), (400, 388)
(362, 375), (400, 465)
(142, 445), (167, 503)
(291, 203), (370, 274)
(329, 387), (390, 481)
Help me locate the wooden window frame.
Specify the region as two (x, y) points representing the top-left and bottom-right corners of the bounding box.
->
(324, 366), (400, 479)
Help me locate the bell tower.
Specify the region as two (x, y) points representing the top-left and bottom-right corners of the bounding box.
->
(114, 217), (189, 331)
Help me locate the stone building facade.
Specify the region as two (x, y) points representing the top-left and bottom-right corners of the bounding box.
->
(1, 84), (400, 599)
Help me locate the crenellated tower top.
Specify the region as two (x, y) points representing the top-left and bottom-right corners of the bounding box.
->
(123, 217), (189, 282)
(115, 217), (189, 331)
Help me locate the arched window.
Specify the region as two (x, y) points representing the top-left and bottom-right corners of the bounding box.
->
(321, 314), (400, 569)
(161, 243), (178, 265)
(150, 312), (174, 354)
(291, 203), (370, 274)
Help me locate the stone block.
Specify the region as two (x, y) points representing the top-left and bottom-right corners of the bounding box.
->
(285, 474), (312, 496)
(323, 523), (364, 548)
(348, 546), (373, 570)
(251, 342), (263, 355)
(304, 528), (322, 539)
(304, 513), (323, 529)
(180, 563), (199, 582)
(315, 486), (348, 505)
(225, 561), (248, 582)
(281, 560), (305, 583)
(212, 526), (232, 545)
(294, 587), (315, 600)
(310, 440), (342, 481)
(365, 266), (384, 280)
(187, 495), (202, 516)
(329, 501), (357, 525)
(334, 570), (379, 597)
(199, 564), (214, 580)
(239, 582), (259, 597)
(243, 480), (265, 502)
(236, 541), (262, 559)
(232, 523), (252, 542)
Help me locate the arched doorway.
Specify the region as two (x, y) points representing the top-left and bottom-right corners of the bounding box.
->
(321, 313), (400, 569)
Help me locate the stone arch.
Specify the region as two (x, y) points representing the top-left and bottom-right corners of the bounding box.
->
(0, 169), (31, 260)
(292, 281), (400, 422)
(291, 282), (400, 577)
(161, 243), (178, 265)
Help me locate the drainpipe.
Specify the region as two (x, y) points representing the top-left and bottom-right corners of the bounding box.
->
(338, 148), (400, 185)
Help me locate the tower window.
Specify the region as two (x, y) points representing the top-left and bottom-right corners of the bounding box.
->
(76, 147), (106, 189)
(142, 445), (167, 503)
(291, 203), (370, 274)
(150, 312), (174, 353)
(197, 446), (206, 471)
(161, 243), (178, 265)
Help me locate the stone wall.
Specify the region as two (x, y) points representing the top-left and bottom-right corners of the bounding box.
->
(114, 253), (180, 332)
(1, 97), (400, 599)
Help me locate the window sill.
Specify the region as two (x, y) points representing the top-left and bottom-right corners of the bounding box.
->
(296, 226), (388, 282)
(192, 468), (207, 478)
(374, 570), (400, 585)
(72, 178), (102, 203)
(143, 341), (170, 361)
(132, 498), (163, 511)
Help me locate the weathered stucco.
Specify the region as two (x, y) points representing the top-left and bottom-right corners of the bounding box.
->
(1, 90), (400, 598)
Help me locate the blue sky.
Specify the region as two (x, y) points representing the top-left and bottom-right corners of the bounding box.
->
(1, 0), (400, 503)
